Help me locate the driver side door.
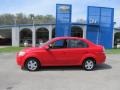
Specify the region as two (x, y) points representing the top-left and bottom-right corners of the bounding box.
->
(43, 39), (68, 66)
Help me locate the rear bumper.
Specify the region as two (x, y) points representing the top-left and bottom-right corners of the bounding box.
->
(96, 52), (106, 64)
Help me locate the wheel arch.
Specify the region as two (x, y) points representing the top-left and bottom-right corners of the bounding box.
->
(23, 56), (41, 68)
(82, 57), (96, 65)
(80, 54), (96, 65)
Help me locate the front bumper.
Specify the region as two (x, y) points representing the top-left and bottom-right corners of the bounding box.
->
(16, 53), (24, 67)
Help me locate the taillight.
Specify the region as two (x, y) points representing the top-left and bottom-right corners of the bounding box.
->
(102, 46), (105, 53)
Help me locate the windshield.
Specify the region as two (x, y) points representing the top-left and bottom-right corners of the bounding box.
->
(39, 40), (51, 47)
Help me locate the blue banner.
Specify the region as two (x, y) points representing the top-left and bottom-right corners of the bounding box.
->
(56, 4), (72, 37)
(87, 6), (114, 49)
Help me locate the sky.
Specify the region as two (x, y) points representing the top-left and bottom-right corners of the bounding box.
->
(0, 0), (120, 26)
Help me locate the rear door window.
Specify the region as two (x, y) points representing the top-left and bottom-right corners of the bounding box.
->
(67, 39), (88, 48)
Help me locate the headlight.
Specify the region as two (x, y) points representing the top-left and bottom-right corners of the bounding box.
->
(18, 51), (26, 56)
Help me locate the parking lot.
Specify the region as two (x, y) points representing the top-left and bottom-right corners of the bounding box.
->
(0, 53), (120, 90)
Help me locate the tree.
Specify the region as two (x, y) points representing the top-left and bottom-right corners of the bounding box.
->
(0, 14), (14, 25)
(0, 13), (55, 25)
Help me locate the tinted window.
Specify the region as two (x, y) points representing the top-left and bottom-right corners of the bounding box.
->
(50, 39), (67, 49)
(67, 39), (88, 48)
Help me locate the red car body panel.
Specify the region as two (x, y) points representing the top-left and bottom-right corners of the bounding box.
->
(16, 37), (106, 68)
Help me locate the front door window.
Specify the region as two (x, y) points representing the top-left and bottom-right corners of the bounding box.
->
(49, 39), (67, 49)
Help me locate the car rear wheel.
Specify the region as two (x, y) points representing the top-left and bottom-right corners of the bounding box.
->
(82, 59), (95, 71)
(25, 58), (40, 71)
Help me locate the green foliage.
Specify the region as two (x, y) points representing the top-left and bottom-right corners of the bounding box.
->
(0, 13), (55, 25)
(106, 49), (120, 54)
(0, 47), (24, 53)
(0, 14), (14, 25)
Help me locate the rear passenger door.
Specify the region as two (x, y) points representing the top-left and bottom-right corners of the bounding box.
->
(64, 39), (89, 65)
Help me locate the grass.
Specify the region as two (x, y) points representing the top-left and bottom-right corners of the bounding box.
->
(106, 49), (120, 54)
(0, 46), (120, 54)
(0, 47), (24, 53)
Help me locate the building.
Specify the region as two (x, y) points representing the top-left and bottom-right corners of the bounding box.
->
(0, 23), (120, 48)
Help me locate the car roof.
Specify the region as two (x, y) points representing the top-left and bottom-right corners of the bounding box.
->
(50, 37), (95, 46)
(52, 37), (83, 40)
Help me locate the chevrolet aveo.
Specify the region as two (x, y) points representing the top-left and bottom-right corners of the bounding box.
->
(16, 37), (106, 71)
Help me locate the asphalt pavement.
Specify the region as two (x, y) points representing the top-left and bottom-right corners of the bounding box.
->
(0, 53), (120, 90)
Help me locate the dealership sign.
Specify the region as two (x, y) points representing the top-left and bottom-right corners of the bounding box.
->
(59, 5), (70, 13)
(56, 4), (72, 37)
(86, 6), (114, 49)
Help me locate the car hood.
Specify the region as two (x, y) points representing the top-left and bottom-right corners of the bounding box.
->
(20, 47), (44, 53)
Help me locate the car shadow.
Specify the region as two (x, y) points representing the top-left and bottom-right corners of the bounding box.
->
(95, 63), (112, 71)
(41, 66), (82, 71)
(22, 63), (112, 72)
(40, 63), (112, 71)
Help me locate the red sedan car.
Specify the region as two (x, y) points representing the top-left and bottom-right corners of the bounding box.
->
(16, 37), (106, 71)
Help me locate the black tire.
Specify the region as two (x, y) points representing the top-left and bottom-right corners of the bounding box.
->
(82, 59), (95, 71)
(25, 58), (40, 71)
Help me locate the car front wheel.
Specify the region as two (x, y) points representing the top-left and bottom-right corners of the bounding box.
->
(82, 59), (95, 71)
(25, 58), (40, 71)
